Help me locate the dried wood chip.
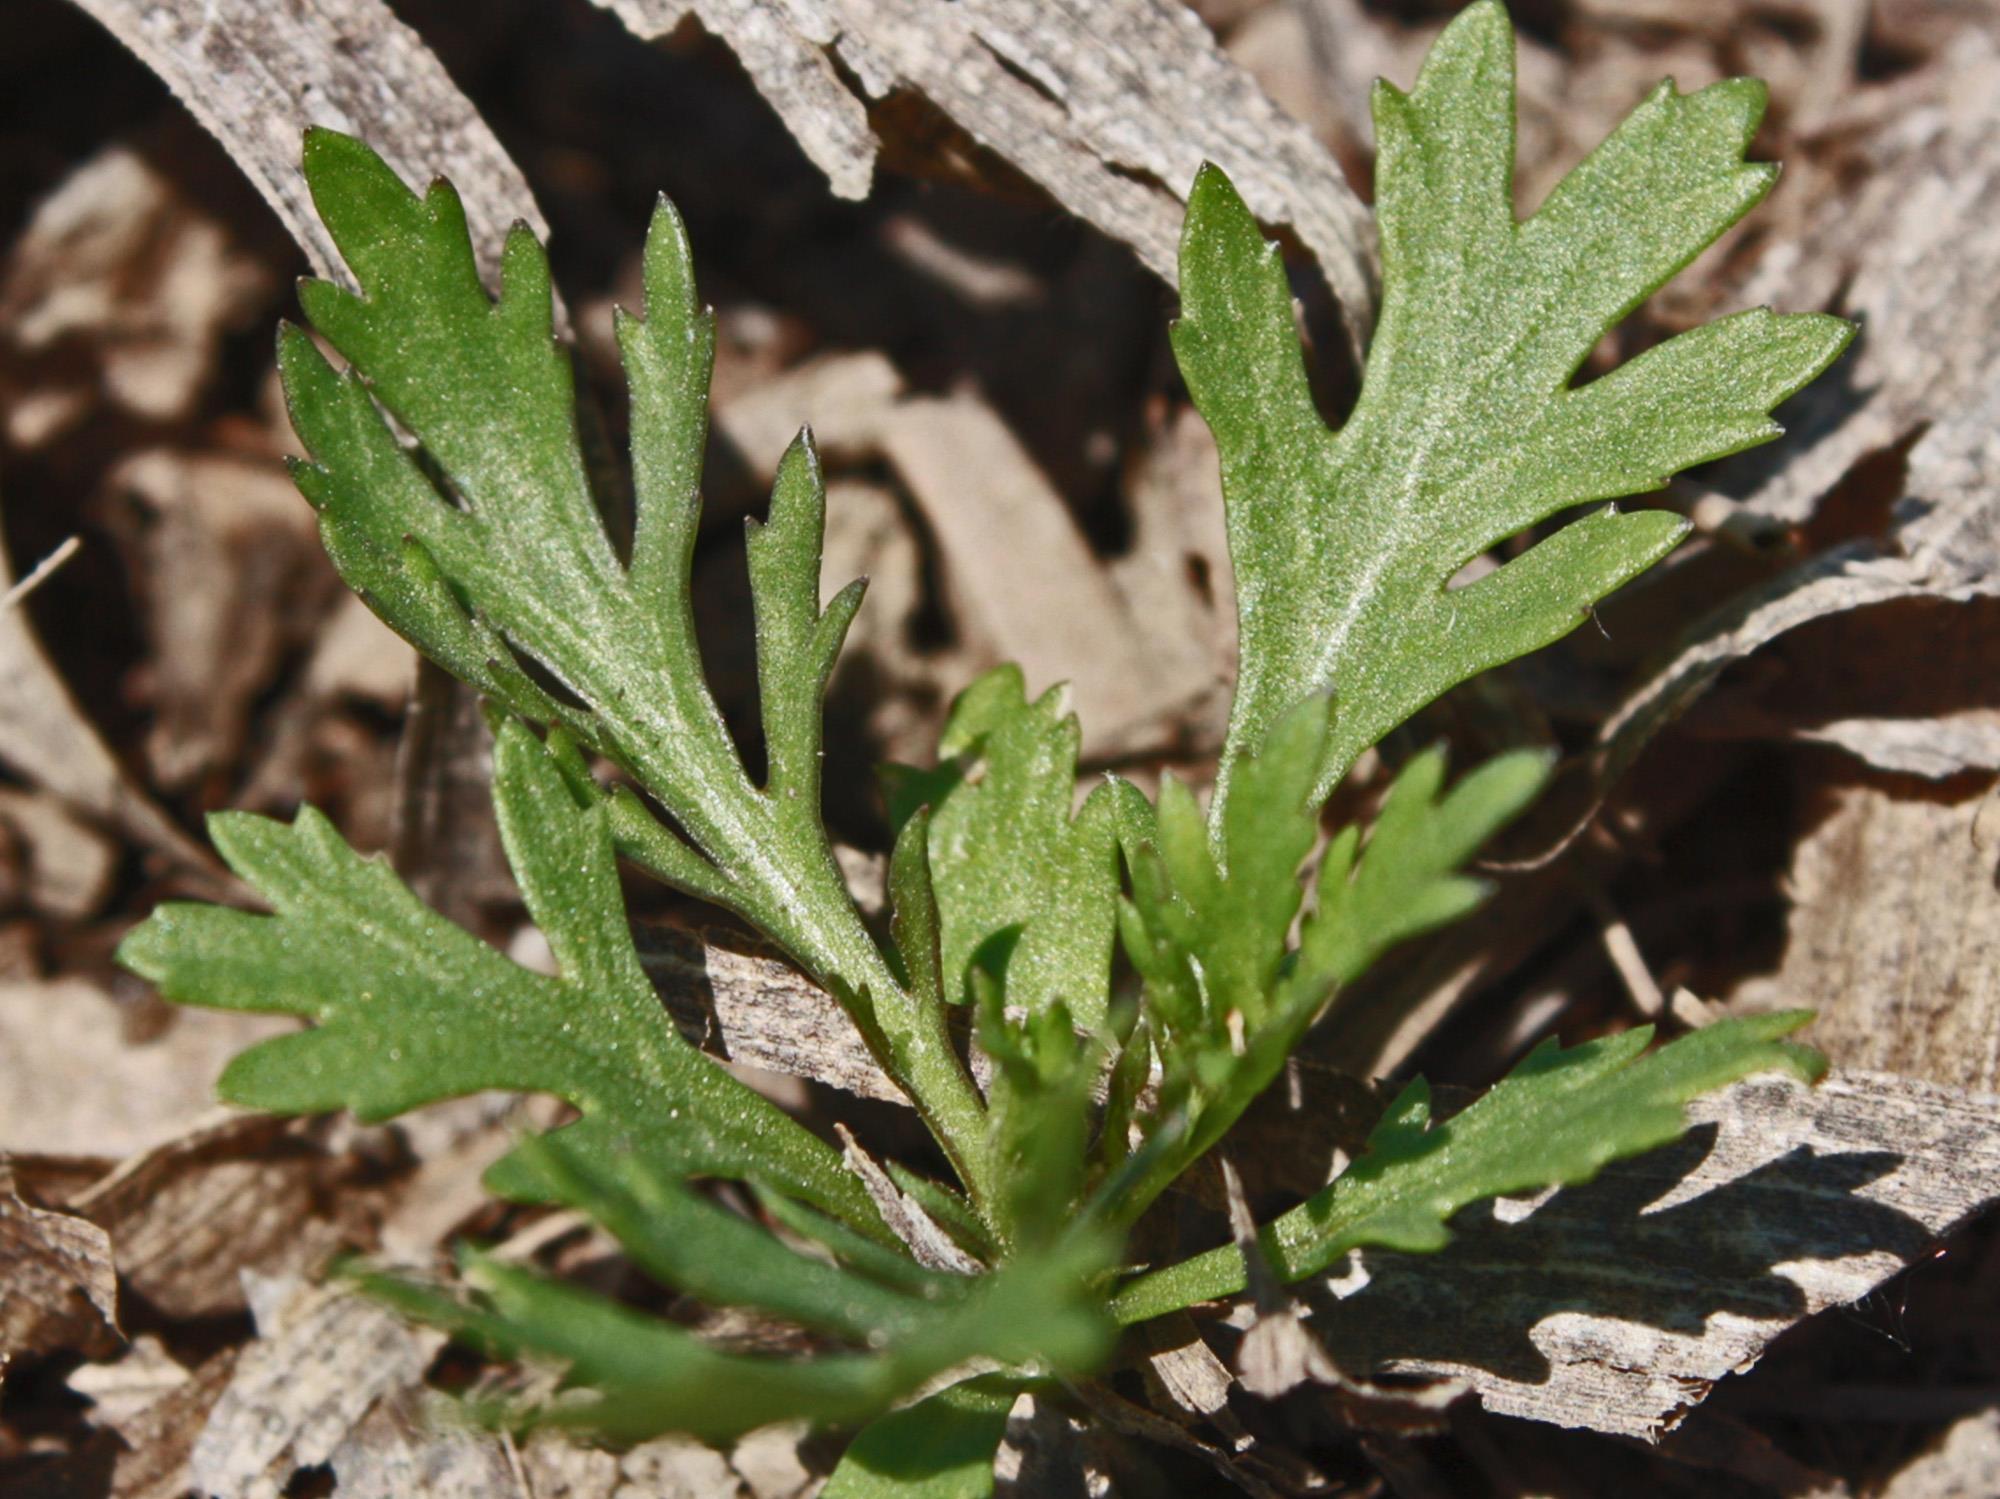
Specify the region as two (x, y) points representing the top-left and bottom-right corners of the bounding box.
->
(1734, 771), (2000, 1093)
(1138, 1311), (1240, 1427)
(61, 1344), (238, 1499)
(1307, 1070), (2000, 1440)
(728, 1423), (816, 1499)
(71, 1113), (364, 1320)
(598, 0), (1375, 338)
(0, 979), (288, 1159)
(190, 1272), (446, 1499)
(835, 1123), (982, 1273)
(328, 1388), (521, 1499)
(515, 1431), (622, 1498)
(509, 1428), (752, 1498)
(638, 923), (905, 1104)
(1793, 712), (2000, 779)
(67, 1336), (191, 1427)
(0, 1164), (119, 1373)
(621, 1436), (748, 1499)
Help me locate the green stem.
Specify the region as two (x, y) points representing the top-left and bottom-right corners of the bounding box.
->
(611, 789), (994, 1216)
(1106, 1147), (1381, 1325)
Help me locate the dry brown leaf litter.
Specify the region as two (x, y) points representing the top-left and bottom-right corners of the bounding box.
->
(1, 0), (1998, 1493)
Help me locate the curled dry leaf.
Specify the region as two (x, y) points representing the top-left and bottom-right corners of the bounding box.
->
(0, 1164), (120, 1375)
(68, 1113), (368, 1320)
(595, 0), (1375, 341)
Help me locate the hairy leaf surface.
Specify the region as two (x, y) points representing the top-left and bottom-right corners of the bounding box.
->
(1108, 1012), (1826, 1322)
(885, 666), (1119, 1026)
(1178, 0), (1852, 811)
(118, 719), (880, 1233)
(277, 127), (991, 1196)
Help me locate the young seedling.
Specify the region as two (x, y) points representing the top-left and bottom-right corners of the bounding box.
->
(119, 3), (1848, 1489)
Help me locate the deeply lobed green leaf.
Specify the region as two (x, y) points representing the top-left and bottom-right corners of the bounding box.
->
(118, 718), (880, 1235)
(278, 127), (993, 1204)
(364, 1238), (1110, 1446)
(1108, 705), (1548, 1223)
(1177, 0), (1853, 813)
(115, 1), (1854, 1469)
(884, 666), (1120, 1028)
(1107, 1011), (1826, 1323)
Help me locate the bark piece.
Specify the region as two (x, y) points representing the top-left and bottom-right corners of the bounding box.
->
(601, 0), (1375, 337)
(638, 923), (904, 1104)
(63, 1344), (238, 1499)
(69, 0), (547, 287)
(728, 1424), (816, 1499)
(1308, 1070), (2000, 1440)
(328, 1389), (520, 1499)
(835, 1123), (982, 1273)
(67, 1336), (191, 1427)
(1735, 769), (2000, 1093)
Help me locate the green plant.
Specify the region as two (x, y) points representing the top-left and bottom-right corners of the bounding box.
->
(118, 2), (1847, 1488)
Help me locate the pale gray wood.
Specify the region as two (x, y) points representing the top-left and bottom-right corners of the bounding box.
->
(601, 0), (1377, 341)
(1310, 1070), (2000, 1439)
(1737, 776), (2000, 1094)
(68, 0), (547, 286)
